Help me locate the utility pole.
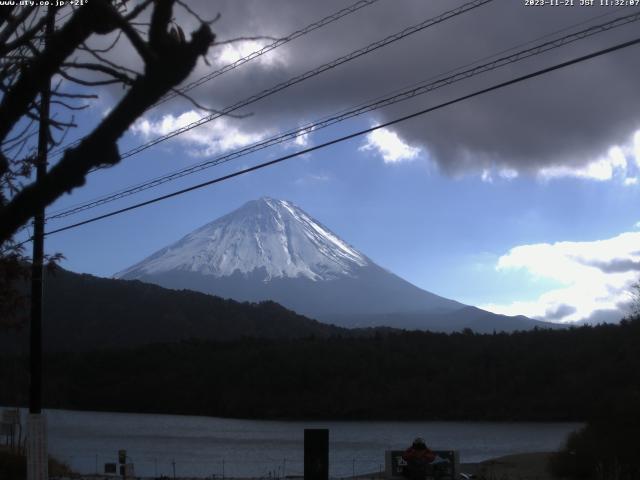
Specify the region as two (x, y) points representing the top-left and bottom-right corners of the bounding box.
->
(27, 7), (54, 480)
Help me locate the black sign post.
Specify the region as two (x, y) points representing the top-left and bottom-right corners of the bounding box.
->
(304, 429), (329, 480)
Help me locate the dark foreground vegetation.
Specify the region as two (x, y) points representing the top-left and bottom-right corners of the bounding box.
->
(0, 448), (73, 480)
(0, 268), (345, 353)
(550, 413), (640, 480)
(2, 318), (639, 421)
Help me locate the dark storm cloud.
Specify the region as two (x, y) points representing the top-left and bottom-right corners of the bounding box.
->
(579, 308), (626, 325)
(150, 0), (640, 174)
(582, 258), (640, 273)
(544, 303), (577, 321)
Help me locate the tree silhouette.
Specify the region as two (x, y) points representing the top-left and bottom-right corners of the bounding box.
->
(0, 0), (216, 326)
(0, 0), (215, 243)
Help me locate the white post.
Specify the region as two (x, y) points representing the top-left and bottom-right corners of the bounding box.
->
(26, 413), (48, 480)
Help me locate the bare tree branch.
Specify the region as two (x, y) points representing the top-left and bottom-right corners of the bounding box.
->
(0, 6), (37, 46)
(0, 0), (215, 244)
(50, 100), (90, 111)
(0, 12), (49, 57)
(57, 69), (125, 87)
(80, 30), (123, 54)
(123, 0), (155, 21)
(0, 1), (121, 143)
(80, 42), (142, 77)
(176, 0), (220, 26)
(51, 91), (99, 100)
(167, 87), (251, 118)
(61, 61), (136, 85)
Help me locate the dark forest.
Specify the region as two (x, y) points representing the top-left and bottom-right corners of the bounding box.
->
(2, 318), (639, 422)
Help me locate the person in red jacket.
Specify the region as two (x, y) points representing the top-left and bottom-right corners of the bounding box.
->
(401, 437), (436, 480)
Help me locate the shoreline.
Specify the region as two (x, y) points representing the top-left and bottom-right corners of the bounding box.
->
(51, 453), (556, 480)
(353, 452), (556, 480)
(1, 404), (587, 423)
(2, 408), (570, 480)
(461, 452), (555, 480)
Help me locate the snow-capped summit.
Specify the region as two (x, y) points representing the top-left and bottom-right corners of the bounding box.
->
(116, 198), (546, 331)
(116, 197), (368, 281)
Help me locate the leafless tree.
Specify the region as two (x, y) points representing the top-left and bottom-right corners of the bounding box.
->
(0, 0), (217, 326)
(626, 280), (640, 319)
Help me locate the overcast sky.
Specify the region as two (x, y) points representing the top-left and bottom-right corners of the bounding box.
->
(25, 0), (640, 324)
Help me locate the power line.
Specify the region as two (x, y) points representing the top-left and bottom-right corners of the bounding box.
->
(46, 8), (637, 219)
(45, 10), (640, 222)
(38, 35), (640, 240)
(46, 0), (493, 175)
(42, 0), (495, 166)
(157, 0), (382, 105)
(113, 0), (493, 162)
(47, 0), (382, 158)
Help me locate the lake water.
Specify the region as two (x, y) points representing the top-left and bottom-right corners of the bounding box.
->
(21, 409), (580, 478)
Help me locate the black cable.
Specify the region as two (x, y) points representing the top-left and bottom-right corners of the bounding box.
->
(47, 0), (382, 159)
(38, 35), (640, 239)
(48, 0), (493, 164)
(114, 0), (493, 162)
(44, 0), (499, 218)
(157, 0), (382, 105)
(44, 10), (640, 221)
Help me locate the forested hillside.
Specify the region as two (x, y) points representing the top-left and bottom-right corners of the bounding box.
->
(2, 319), (638, 420)
(0, 268), (345, 353)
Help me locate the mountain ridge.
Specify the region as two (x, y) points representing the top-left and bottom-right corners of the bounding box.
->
(116, 197), (551, 332)
(116, 197), (370, 282)
(0, 266), (555, 356)
(0, 267), (347, 353)
(115, 197), (549, 332)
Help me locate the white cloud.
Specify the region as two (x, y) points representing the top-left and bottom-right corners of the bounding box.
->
(472, 130), (640, 185)
(289, 125), (315, 149)
(480, 167), (519, 183)
(212, 40), (286, 68)
(359, 127), (421, 164)
(538, 146), (627, 182)
(534, 131), (640, 184)
(480, 232), (640, 324)
(499, 168), (519, 180)
(294, 173), (331, 186)
(132, 110), (269, 157)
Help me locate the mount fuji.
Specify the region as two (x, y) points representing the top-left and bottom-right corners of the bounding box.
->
(116, 197), (550, 332)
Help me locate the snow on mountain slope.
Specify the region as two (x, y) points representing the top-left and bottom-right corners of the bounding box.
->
(115, 197), (544, 331)
(116, 197), (369, 281)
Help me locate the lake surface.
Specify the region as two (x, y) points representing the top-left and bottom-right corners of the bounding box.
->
(24, 409), (580, 478)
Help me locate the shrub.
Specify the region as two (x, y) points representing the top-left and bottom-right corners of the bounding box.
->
(550, 406), (640, 479)
(0, 448), (73, 480)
